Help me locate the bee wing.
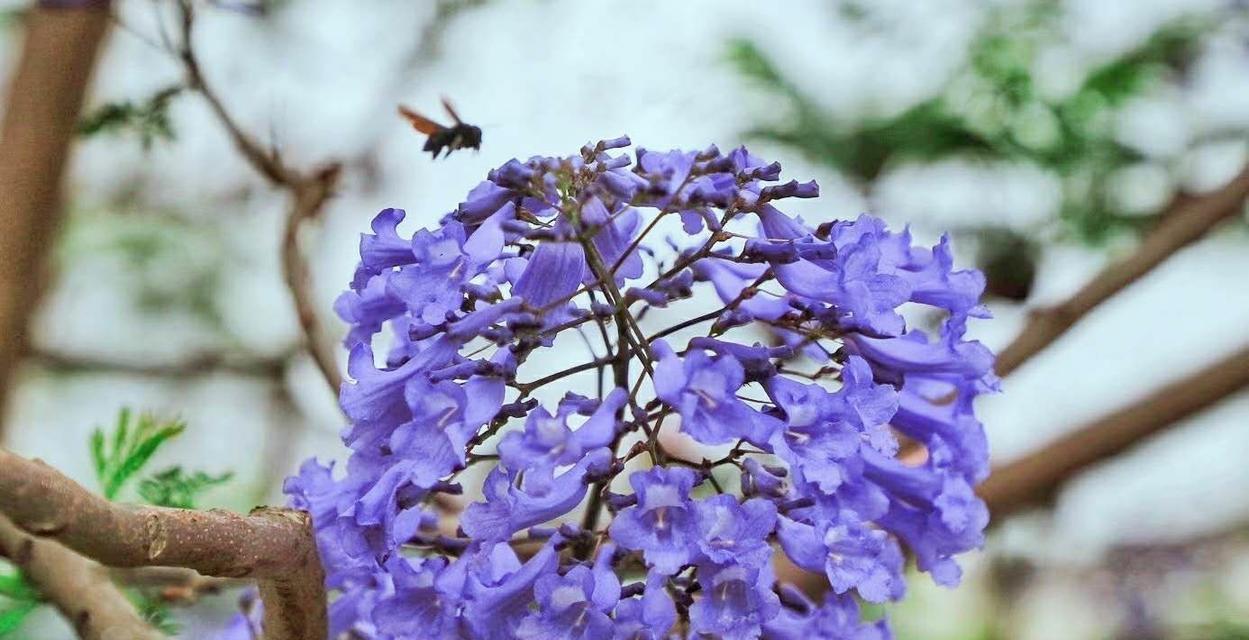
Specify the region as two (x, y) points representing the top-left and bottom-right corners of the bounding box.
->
(440, 95), (464, 126)
(397, 105), (444, 135)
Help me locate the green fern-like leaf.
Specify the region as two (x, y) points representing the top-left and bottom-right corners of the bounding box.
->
(78, 85), (183, 150)
(0, 568), (39, 639)
(138, 467), (234, 510)
(0, 600), (39, 637)
(91, 409), (187, 501)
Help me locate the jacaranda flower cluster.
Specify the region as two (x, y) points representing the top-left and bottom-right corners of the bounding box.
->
(277, 137), (996, 639)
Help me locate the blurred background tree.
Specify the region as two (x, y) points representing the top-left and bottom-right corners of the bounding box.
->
(2, 0), (1249, 638)
(730, 0), (1248, 303)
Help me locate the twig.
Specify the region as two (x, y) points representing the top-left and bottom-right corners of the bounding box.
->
(996, 165), (1249, 377)
(173, 0), (344, 393)
(110, 566), (244, 605)
(26, 347), (291, 379)
(0, 2), (112, 441)
(0, 514), (164, 640)
(0, 449), (327, 640)
(979, 343), (1249, 519)
(281, 165), (345, 392)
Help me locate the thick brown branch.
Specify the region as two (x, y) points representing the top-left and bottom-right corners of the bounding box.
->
(0, 449), (327, 640)
(980, 343), (1249, 519)
(0, 4), (111, 439)
(996, 165), (1249, 377)
(0, 514), (164, 640)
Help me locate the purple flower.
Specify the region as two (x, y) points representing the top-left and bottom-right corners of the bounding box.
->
(351, 208), (415, 291)
(863, 449), (988, 586)
(282, 138), (996, 639)
(335, 272), (407, 348)
(653, 339), (781, 446)
(766, 376), (863, 494)
(581, 196), (644, 283)
(498, 388), (626, 493)
(891, 374), (989, 482)
(763, 590), (892, 640)
(848, 325), (994, 381)
(462, 448), (612, 542)
(694, 495), (777, 568)
(372, 556), (462, 639)
(693, 257), (790, 322)
(339, 339), (458, 449)
(777, 515), (905, 603)
(762, 211), (911, 337)
(688, 562), (781, 640)
(464, 542), (560, 640)
(612, 571), (676, 639)
(516, 544), (621, 639)
(609, 466), (701, 574)
(512, 240), (587, 325)
(766, 356), (899, 494)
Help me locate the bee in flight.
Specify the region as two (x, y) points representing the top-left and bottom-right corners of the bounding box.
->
(397, 97), (482, 159)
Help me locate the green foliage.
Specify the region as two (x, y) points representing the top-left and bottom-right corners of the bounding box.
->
(0, 569), (39, 638)
(59, 213), (229, 331)
(0, 410), (233, 637)
(78, 85), (183, 150)
(729, 38), (1002, 182)
(133, 593), (180, 636)
(91, 408), (187, 501)
(139, 467), (234, 510)
(0, 8), (25, 29)
(729, 3), (1227, 247)
(0, 600), (38, 637)
(0, 573), (35, 603)
(87, 410), (234, 635)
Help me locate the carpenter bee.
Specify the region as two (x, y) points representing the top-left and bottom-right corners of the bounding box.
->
(397, 97), (482, 159)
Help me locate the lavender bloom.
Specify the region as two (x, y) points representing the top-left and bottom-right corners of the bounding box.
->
(464, 543), (560, 640)
(498, 389), (626, 493)
(777, 514), (906, 603)
(653, 339), (781, 447)
(763, 589), (892, 640)
(611, 571), (676, 640)
(688, 563), (781, 640)
(462, 448), (612, 542)
(609, 466), (702, 575)
(351, 207), (414, 291)
(694, 495), (777, 569)
(372, 556), (462, 639)
(516, 544), (621, 639)
(279, 138), (995, 639)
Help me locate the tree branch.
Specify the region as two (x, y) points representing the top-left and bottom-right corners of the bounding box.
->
(980, 343), (1249, 519)
(173, 0), (343, 394)
(280, 164), (345, 393)
(0, 449), (327, 640)
(0, 2), (111, 441)
(0, 514), (164, 640)
(25, 347), (291, 379)
(996, 165), (1249, 377)
(110, 566), (243, 605)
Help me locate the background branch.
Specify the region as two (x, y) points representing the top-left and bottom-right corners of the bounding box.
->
(0, 449), (327, 640)
(995, 165), (1249, 377)
(25, 347), (291, 380)
(174, 0), (344, 394)
(0, 2), (112, 441)
(0, 514), (163, 640)
(980, 343), (1249, 519)
(110, 566), (242, 605)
